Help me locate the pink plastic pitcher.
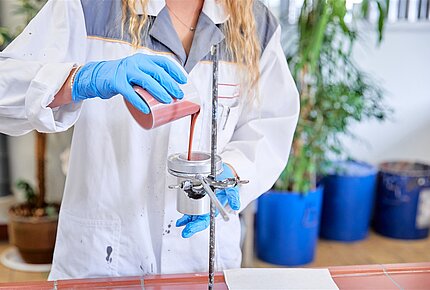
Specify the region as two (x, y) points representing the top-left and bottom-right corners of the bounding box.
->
(124, 85), (200, 130)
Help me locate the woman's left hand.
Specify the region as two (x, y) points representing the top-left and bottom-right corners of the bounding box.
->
(176, 164), (240, 238)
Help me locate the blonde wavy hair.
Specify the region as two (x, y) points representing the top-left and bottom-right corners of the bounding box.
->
(121, 0), (260, 94)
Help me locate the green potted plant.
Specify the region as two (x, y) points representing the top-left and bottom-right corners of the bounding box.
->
(0, 28), (13, 49)
(1, 0), (57, 264)
(8, 133), (60, 264)
(0, 0), (46, 50)
(256, 0), (389, 266)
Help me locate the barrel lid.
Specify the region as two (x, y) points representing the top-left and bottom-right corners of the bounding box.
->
(379, 161), (430, 177)
(326, 160), (377, 177)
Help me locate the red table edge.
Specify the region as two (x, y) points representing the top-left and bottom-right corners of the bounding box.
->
(328, 262), (430, 277)
(0, 262), (429, 289)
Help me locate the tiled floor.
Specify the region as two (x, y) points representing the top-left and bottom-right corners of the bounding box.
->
(1, 230), (429, 283)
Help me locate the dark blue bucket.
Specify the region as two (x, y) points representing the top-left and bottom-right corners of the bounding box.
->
(320, 160), (377, 242)
(374, 161), (430, 240)
(256, 186), (323, 266)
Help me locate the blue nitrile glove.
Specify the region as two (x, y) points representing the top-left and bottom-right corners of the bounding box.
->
(72, 53), (187, 114)
(176, 163), (241, 238)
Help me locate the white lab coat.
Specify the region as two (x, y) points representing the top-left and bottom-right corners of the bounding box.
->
(0, 0), (299, 280)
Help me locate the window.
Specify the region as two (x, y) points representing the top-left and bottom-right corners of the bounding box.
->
(264, 0), (430, 23)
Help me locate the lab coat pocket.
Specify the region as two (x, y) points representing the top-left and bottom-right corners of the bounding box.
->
(52, 210), (121, 279)
(217, 84), (242, 148)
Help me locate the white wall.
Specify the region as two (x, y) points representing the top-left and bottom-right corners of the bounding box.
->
(344, 22), (430, 165)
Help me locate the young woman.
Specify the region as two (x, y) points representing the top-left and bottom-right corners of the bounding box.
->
(0, 0), (299, 280)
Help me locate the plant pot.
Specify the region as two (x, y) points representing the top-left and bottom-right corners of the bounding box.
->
(373, 161), (430, 240)
(8, 210), (58, 264)
(320, 160), (377, 242)
(256, 186), (324, 266)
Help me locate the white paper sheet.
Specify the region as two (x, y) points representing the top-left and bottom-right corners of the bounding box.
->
(224, 268), (339, 290)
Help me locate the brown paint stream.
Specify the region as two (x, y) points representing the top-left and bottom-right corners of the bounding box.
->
(187, 111), (200, 161)
(125, 87), (202, 160)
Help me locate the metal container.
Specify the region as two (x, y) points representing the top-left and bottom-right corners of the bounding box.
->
(374, 161), (430, 239)
(125, 84), (200, 130)
(168, 152), (222, 215)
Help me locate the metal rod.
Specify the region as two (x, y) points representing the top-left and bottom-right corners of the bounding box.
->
(208, 44), (218, 290)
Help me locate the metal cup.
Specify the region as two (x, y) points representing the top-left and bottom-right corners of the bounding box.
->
(124, 84), (200, 130)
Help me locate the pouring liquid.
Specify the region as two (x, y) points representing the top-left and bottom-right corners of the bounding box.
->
(125, 86), (201, 160)
(187, 111), (200, 161)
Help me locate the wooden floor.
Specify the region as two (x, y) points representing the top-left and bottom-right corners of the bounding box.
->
(0, 242), (49, 282)
(256, 230), (430, 268)
(312, 230), (430, 267)
(1, 230), (429, 283)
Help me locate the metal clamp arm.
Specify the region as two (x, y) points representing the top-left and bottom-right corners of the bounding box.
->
(196, 174), (230, 222)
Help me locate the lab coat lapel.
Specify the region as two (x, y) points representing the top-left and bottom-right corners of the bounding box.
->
(149, 7), (187, 65)
(148, 1), (226, 72)
(184, 13), (225, 73)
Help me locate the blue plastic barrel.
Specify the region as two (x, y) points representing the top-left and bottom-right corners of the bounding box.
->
(256, 186), (323, 266)
(374, 162), (430, 240)
(320, 160), (377, 242)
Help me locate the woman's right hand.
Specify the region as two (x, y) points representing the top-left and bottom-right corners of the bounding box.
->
(72, 53), (187, 114)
